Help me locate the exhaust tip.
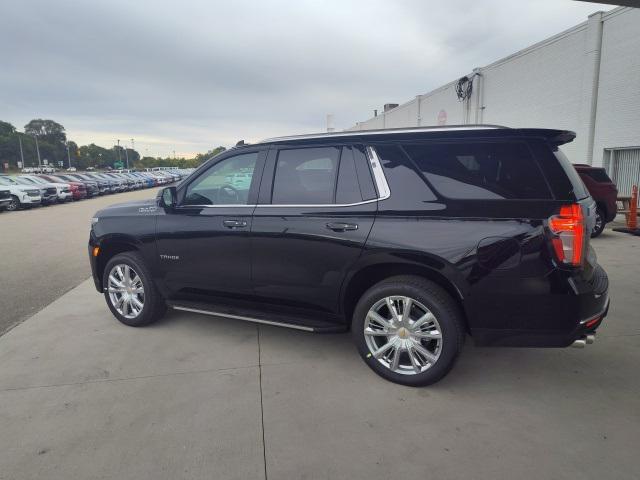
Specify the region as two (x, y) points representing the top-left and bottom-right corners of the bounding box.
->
(571, 339), (587, 348)
(585, 334), (596, 345)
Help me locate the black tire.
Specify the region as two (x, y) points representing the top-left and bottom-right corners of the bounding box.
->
(7, 195), (20, 211)
(352, 275), (465, 387)
(102, 251), (167, 327)
(591, 207), (606, 238)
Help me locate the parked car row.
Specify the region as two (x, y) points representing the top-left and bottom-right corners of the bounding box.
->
(0, 169), (193, 212)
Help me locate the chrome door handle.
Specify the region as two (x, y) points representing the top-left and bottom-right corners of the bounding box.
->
(326, 222), (358, 232)
(223, 219), (247, 229)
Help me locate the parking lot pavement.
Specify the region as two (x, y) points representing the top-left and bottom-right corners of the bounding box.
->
(0, 231), (639, 479)
(0, 188), (160, 336)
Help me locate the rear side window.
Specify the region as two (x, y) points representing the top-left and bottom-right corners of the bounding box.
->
(353, 146), (377, 200)
(402, 142), (552, 200)
(272, 147), (340, 204)
(335, 147), (362, 204)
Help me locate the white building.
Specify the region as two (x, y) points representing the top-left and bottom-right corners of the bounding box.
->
(350, 6), (640, 195)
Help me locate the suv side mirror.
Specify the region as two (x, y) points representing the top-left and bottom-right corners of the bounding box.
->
(158, 186), (177, 208)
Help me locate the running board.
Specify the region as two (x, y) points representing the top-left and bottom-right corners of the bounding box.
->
(169, 301), (346, 333)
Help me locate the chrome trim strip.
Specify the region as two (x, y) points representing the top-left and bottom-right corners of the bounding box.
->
(175, 204), (255, 209)
(580, 298), (609, 325)
(259, 125), (506, 143)
(176, 148), (390, 209)
(255, 198), (378, 208)
(366, 146), (391, 200)
(172, 305), (315, 331)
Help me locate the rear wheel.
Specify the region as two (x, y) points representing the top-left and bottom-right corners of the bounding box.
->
(102, 252), (166, 327)
(591, 207), (606, 238)
(352, 276), (465, 387)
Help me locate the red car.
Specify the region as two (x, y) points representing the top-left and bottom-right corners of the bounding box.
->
(574, 164), (618, 237)
(38, 174), (88, 201)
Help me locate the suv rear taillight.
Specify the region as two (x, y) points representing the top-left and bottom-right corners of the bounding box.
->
(548, 204), (585, 267)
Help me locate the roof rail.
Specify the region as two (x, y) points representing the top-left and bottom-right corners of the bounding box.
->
(259, 124), (510, 143)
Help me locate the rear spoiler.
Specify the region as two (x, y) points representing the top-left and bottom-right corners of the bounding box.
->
(515, 128), (576, 146)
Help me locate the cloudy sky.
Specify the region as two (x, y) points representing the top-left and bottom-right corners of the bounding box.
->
(1, 0), (613, 157)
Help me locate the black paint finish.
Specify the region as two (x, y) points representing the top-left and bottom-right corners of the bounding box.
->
(89, 128), (609, 347)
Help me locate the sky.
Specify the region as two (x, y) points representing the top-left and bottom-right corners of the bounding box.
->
(0, 0), (614, 158)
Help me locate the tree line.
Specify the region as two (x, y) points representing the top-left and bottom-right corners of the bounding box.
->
(0, 119), (225, 171)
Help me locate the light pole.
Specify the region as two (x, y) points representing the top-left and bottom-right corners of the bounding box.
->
(66, 142), (72, 169)
(116, 139), (121, 167)
(18, 135), (25, 169)
(33, 134), (42, 170)
(124, 145), (130, 170)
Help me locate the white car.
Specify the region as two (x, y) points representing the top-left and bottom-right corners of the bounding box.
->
(0, 175), (42, 211)
(19, 175), (73, 203)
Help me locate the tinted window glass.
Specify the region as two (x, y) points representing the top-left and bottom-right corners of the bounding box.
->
(184, 152), (257, 205)
(272, 147), (339, 204)
(353, 145), (377, 200)
(336, 147), (363, 204)
(403, 142), (552, 200)
(375, 145), (437, 207)
(552, 148), (589, 199)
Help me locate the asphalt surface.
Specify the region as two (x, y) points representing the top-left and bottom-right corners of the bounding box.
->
(0, 224), (638, 479)
(0, 187), (160, 336)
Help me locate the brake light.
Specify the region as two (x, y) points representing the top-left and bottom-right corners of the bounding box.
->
(548, 204), (585, 266)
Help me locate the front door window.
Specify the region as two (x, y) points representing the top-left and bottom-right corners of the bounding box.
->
(183, 152), (258, 206)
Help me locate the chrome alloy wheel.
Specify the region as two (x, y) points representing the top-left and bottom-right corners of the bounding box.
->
(364, 296), (443, 375)
(107, 264), (145, 319)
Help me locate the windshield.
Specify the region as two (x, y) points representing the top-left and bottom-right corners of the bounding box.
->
(13, 177), (34, 185)
(0, 176), (18, 185)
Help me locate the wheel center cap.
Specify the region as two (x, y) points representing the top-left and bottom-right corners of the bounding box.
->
(398, 327), (409, 339)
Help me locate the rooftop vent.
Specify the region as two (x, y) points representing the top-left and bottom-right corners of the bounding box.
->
(384, 103), (399, 112)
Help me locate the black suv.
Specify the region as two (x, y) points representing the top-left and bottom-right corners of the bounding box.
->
(89, 126), (609, 386)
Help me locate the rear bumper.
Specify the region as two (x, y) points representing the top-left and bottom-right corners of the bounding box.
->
(473, 264), (610, 347)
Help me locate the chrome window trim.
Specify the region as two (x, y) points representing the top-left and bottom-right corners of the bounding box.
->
(255, 198), (378, 208)
(175, 146), (391, 209)
(366, 146), (391, 200)
(175, 204), (255, 209)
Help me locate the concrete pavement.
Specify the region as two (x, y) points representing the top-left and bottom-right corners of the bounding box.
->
(0, 231), (639, 479)
(0, 187), (160, 335)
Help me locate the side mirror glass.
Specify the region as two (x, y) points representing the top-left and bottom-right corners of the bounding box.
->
(158, 186), (177, 208)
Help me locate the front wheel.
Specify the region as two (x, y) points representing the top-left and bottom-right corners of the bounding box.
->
(591, 207), (606, 238)
(102, 252), (167, 327)
(352, 276), (465, 387)
(6, 195), (20, 211)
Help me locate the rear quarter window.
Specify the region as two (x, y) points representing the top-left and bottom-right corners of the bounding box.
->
(552, 148), (590, 200)
(401, 141), (552, 200)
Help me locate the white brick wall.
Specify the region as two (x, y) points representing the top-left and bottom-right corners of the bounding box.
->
(350, 7), (639, 167)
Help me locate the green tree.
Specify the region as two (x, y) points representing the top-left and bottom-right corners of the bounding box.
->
(24, 119), (67, 145)
(0, 121), (16, 136)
